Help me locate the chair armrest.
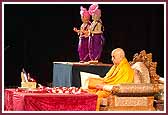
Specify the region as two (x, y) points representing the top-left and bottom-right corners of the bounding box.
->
(112, 83), (161, 96)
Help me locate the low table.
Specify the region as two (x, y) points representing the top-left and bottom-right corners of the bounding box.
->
(4, 89), (97, 111)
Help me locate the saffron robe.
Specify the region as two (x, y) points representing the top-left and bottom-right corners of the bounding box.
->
(88, 57), (134, 111)
(103, 57), (134, 85)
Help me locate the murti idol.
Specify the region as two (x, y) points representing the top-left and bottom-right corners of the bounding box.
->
(73, 6), (91, 63)
(88, 4), (105, 64)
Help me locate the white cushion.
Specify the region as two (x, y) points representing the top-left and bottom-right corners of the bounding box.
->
(80, 72), (100, 89)
(131, 62), (150, 83)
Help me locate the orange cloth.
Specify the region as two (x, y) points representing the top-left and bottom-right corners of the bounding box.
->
(88, 57), (134, 111)
(88, 78), (104, 89)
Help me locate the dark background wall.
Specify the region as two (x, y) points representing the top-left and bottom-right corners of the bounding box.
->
(4, 4), (164, 87)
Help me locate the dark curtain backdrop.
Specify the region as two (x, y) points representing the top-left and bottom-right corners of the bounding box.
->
(4, 4), (164, 87)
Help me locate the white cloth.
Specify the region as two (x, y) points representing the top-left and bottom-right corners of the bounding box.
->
(80, 72), (100, 89)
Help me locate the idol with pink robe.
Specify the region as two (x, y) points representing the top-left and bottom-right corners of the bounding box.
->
(73, 6), (91, 62)
(88, 4), (105, 62)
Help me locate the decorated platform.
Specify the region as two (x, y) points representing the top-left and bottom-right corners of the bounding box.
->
(52, 62), (112, 87)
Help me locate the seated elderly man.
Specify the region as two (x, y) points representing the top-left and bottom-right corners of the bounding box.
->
(87, 48), (134, 111)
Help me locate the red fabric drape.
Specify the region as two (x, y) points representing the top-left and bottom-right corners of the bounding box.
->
(5, 89), (97, 111)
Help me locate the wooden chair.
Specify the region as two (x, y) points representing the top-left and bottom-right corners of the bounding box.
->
(99, 50), (164, 111)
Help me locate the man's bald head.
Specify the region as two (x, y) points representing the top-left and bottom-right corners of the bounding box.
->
(112, 48), (125, 58)
(111, 48), (125, 65)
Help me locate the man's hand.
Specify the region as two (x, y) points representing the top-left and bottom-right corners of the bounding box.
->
(96, 84), (105, 90)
